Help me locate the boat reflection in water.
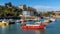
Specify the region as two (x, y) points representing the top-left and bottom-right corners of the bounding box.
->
(21, 29), (45, 34)
(1, 26), (8, 34)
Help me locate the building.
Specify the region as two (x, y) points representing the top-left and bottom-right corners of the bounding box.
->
(53, 11), (60, 15)
(52, 11), (60, 18)
(22, 11), (35, 17)
(18, 5), (27, 11)
(18, 5), (40, 19)
(19, 10), (39, 19)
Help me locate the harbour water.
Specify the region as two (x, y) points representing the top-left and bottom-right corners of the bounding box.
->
(0, 19), (60, 34)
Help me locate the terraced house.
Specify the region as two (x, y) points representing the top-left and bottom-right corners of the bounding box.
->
(18, 5), (40, 19)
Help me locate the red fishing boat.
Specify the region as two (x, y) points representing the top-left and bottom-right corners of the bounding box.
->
(22, 25), (45, 29)
(21, 22), (46, 29)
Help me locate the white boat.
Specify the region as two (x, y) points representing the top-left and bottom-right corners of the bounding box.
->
(50, 18), (56, 22)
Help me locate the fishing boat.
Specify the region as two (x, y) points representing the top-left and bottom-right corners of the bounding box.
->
(50, 18), (56, 22)
(15, 20), (20, 23)
(20, 19), (26, 24)
(43, 20), (50, 25)
(21, 21), (45, 29)
(9, 19), (15, 24)
(0, 19), (9, 26)
(35, 20), (49, 25)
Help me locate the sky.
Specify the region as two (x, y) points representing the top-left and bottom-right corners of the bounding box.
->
(0, 0), (60, 11)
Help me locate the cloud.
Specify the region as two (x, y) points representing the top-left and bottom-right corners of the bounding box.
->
(33, 5), (60, 12)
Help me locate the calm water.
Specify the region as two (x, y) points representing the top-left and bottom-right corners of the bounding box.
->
(0, 19), (60, 34)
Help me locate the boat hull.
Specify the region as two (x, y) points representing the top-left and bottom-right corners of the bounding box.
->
(22, 25), (45, 29)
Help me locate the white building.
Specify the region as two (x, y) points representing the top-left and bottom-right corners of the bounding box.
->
(22, 11), (31, 17)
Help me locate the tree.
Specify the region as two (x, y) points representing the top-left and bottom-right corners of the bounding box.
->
(5, 2), (12, 7)
(42, 12), (55, 17)
(23, 5), (27, 11)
